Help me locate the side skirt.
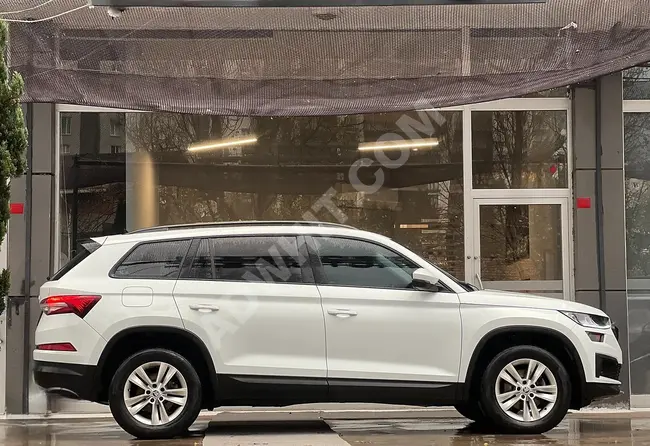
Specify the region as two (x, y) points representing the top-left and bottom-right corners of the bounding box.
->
(216, 374), (460, 407)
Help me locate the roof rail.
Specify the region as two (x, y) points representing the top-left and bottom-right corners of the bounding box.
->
(129, 220), (356, 234)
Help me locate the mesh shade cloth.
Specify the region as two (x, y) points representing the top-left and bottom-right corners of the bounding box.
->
(5, 0), (650, 115)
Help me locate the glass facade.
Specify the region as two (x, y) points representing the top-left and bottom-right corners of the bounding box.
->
(624, 66), (650, 100)
(471, 111), (568, 189)
(58, 104), (571, 298)
(59, 110), (466, 279)
(624, 112), (650, 395)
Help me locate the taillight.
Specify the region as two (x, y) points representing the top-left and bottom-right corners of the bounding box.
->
(40, 295), (101, 318)
(36, 342), (77, 352)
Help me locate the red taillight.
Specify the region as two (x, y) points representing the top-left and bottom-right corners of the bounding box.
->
(36, 342), (77, 352)
(40, 295), (101, 318)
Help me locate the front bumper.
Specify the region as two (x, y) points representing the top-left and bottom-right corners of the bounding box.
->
(34, 361), (98, 402)
(582, 383), (622, 406)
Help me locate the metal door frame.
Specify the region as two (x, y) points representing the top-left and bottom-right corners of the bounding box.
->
(453, 100), (574, 301)
(470, 196), (573, 300)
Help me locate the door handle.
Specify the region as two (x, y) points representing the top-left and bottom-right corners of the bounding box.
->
(327, 309), (357, 318)
(189, 304), (220, 313)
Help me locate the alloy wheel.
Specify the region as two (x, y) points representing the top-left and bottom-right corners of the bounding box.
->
(494, 358), (558, 422)
(123, 361), (189, 426)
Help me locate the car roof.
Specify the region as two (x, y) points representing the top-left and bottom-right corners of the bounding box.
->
(100, 221), (390, 246)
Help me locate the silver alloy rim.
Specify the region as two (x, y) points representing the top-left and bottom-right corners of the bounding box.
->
(123, 361), (188, 426)
(494, 358), (558, 422)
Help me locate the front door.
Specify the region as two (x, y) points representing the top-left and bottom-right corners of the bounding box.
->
(471, 197), (571, 300)
(308, 235), (462, 404)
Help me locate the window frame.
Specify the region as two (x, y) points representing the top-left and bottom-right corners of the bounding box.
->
(305, 235), (453, 292)
(109, 238), (193, 280)
(178, 234), (315, 285)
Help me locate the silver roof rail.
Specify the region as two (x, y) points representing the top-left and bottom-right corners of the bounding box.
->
(129, 220), (356, 234)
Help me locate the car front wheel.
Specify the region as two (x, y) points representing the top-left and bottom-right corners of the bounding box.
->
(479, 345), (571, 434)
(109, 349), (202, 439)
(454, 401), (487, 423)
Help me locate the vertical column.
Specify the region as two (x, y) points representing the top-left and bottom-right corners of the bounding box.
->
(572, 73), (630, 407)
(5, 103), (55, 414)
(126, 151), (159, 231)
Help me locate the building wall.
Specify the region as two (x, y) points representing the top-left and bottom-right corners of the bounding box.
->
(572, 74), (630, 406)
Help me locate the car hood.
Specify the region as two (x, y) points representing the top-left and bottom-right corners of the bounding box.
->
(460, 289), (608, 317)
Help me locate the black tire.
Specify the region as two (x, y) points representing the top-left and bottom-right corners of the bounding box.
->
(478, 345), (571, 434)
(109, 349), (203, 439)
(454, 401), (486, 422)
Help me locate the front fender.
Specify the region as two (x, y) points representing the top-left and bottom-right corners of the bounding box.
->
(459, 305), (585, 382)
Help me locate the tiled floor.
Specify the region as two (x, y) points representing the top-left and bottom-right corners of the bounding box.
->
(3, 410), (650, 445)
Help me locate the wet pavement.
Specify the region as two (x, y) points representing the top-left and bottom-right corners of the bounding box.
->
(2, 411), (650, 445)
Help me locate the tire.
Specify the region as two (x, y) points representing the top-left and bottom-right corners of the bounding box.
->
(109, 348), (203, 439)
(454, 401), (487, 422)
(478, 345), (571, 434)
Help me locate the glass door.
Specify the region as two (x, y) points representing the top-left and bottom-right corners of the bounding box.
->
(471, 197), (571, 300)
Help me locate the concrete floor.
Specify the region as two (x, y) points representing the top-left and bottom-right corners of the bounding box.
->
(2, 410), (650, 445)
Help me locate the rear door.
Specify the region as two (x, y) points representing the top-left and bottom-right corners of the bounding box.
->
(173, 235), (327, 404)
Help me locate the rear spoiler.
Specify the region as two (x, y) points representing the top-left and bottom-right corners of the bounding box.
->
(91, 236), (108, 246)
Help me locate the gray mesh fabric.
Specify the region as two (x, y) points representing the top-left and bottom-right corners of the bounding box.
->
(6, 0), (650, 115)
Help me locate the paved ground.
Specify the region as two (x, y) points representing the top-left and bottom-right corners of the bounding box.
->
(1, 409), (650, 445)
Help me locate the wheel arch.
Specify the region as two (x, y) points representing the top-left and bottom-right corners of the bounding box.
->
(462, 326), (587, 409)
(94, 326), (218, 408)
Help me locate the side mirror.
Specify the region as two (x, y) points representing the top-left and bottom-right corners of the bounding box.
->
(411, 268), (442, 292)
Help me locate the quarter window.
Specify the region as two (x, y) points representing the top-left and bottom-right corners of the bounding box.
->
(113, 240), (191, 279)
(209, 236), (303, 283)
(313, 237), (419, 289)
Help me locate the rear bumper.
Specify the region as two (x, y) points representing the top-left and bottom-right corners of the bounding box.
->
(34, 361), (98, 402)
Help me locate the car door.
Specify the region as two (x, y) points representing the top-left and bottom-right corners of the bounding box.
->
(173, 235), (327, 404)
(308, 235), (462, 404)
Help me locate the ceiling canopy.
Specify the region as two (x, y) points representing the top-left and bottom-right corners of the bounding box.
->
(5, 0), (650, 115)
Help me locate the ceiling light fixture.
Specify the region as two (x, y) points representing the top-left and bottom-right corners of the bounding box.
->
(187, 136), (258, 152)
(358, 138), (439, 152)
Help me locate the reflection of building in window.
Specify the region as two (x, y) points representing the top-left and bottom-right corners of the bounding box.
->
(228, 147), (243, 157)
(624, 65), (650, 100)
(59, 110), (467, 281)
(110, 119), (120, 137)
(61, 116), (72, 135)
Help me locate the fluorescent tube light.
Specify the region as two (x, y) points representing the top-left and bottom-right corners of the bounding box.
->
(358, 138), (439, 152)
(188, 136), (258, 152)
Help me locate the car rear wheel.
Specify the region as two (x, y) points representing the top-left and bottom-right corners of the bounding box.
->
(109, 349), (202, 439)
(479, 345), (570, 434)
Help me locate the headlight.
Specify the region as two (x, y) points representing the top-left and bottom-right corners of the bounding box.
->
(560, 311), (611, 329)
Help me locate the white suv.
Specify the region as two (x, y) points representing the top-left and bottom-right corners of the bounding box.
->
(34, 221), (622, 439)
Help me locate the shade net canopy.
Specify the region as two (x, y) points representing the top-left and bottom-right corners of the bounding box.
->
(5, 0), (650, 115)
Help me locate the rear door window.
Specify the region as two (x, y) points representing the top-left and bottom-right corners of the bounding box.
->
(209, 236), (304, 283)
(113, 239), (191, 279)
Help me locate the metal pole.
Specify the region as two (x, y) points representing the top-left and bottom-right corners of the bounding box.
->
(71, 155), (79, 257)
(595, 77), (606, 313)
(22, 103), (33, 414)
